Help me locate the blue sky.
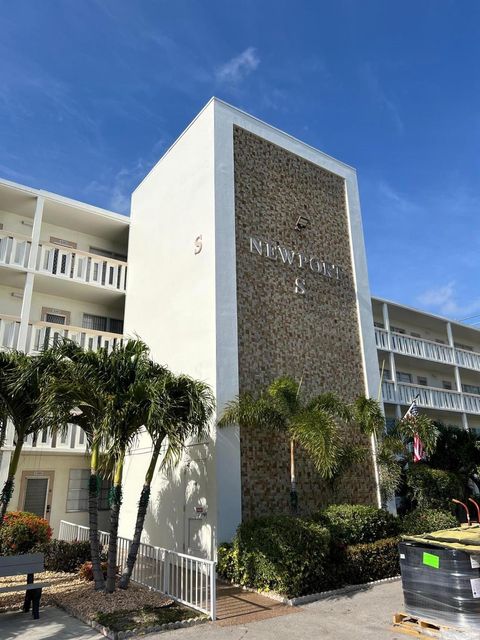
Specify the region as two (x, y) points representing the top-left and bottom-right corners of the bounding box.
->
(1, 1), (479, 322)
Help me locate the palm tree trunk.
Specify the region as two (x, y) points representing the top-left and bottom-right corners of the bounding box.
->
(88, 443), (105, 591)
(105, 451), (125, 593)
(0, 436), (24, 524)
(119, 440), (162, 590)
(289, 439), (298, 515)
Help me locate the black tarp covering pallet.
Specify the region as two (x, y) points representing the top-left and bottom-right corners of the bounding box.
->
(399, 541), (480, 631)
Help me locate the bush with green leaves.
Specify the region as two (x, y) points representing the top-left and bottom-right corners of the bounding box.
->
(334, 537), (400, 585)
(0, 511), (52, 555)
(222, 516), (331, 597)
(406, 464), (463, 511)
(314, 504), (399, 545)
(37, 540), (93, 573)
(400, 508), (457, 535)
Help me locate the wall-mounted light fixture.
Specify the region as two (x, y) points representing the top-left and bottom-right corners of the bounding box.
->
(11, 292), (23, 299)
(295, 215), (310, 231)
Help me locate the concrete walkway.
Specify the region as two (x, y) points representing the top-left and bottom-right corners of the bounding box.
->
(1, 606), (100, 640)
(151, 580), (405, 640)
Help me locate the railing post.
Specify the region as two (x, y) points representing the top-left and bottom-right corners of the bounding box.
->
(163, 550), (170, 595)
(210, 563), (216, 620)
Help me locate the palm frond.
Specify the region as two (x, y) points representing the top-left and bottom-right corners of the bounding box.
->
(289, 407), (341, 479)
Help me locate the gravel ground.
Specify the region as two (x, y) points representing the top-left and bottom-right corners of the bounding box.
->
(0, 571), (173, 620)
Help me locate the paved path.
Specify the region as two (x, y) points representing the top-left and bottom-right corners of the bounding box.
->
(1, 606), (99, 640)
(151, 580), (405, 640)
(215, 581), (298, 626)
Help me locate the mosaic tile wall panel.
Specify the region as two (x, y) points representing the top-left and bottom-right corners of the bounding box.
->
(233, 126), (377, 519)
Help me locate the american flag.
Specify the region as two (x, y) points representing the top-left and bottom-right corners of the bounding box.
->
(404, 398), (424, 462)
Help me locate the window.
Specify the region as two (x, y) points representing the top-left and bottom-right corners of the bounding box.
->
(435, 339), (446, 345)
(455, 343), (473, 352)
(82, 314), (124, 335)
(380, 368), (391, 381)
(397, 371), (413, 383)
(50, 236), (77, 249)
(417, 376), (428, 386)
(89, 247), (127, 262)
(411, 332), (422, 339)
(390, 326), (406, 335)
(462, 384), (480, 396)
(67, 469), (110, 512)
(45, 313), (66, 325)
(374, 321), (384, 329)
(443, 381), (453, 390)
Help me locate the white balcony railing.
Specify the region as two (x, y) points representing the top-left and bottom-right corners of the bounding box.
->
(0, 314), (21, 350)
(0, 231), (31, 269)
(4, 422), (86, 452)
(58, 521), (216, 620)
(27, 320), (125, 354)
(382, 380), (480, 414)
(36, 242), (127, 292)
(375, 327), (480, 373)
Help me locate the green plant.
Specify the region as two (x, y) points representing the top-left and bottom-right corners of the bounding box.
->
(37, 540), (93, 572)
(219, 378), (384, 514)
(217, 543), (236, 582)
(334, 537), (400, 585)
(219, 515), (331, 597)
(406, 464), (463, 510)
(400, 508), (457, 535)
(315, 504), (399, 545)
(79, 560), (109, 581)
(0, 511), (52, 554)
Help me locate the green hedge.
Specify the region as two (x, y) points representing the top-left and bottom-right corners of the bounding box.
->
(36, 540), (93, 573)
(400, 508), (457, 536)
(314, 504), (399, 545)
(406, 465), (463, 511)
(225, 516), (331, 597)
(218, 514), (401, 598)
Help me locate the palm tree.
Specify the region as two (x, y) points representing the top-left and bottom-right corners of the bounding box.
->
(219, 377), (380, 513)
(119, 373), (214, 589)
(39, 342), (112, 591)
(0, 349), (65, 523)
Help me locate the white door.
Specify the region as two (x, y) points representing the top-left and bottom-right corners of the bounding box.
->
(23, 477), (49, 518)
(183, 457), (210, 558)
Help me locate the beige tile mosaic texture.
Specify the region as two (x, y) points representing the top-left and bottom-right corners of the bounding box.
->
(233, 126), (377, 519)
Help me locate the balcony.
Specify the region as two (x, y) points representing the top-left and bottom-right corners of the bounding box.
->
(27, 320), (125, 354)
(0, 230), (31, 269)
(0, 314), (21, 350)
(375, 327), (480, 373)
(382, 380), (480, 415)
(36, 241), (127, 292)
(3, 422), (87, 453)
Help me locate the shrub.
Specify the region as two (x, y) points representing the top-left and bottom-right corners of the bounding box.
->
(79, 560), (108, 582)
(221, 516), (331, 597)
(406, 465), (463, 511)
(314, 504), (399, 545)
(217, 543), (236, 582)
(334, 537), (400, 585)
(400, 508), (457, 535)
(0, 511), (52, 555)
(37, 540), (92, 573)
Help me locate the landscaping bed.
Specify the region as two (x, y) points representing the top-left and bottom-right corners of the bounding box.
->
(0, 571), (204, 637)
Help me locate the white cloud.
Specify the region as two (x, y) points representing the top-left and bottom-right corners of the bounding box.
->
(417, 282), (480, 320)
(216, 47), (260, 85)
(361, 63), (404, 134)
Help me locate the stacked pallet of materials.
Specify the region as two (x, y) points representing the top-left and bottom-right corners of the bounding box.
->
(399, 525), (480, 632)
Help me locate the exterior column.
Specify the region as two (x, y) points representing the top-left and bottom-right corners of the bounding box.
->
(382, 303), (401, 419)
(17, 196), (44, 351)
(446, 322), (468, 430)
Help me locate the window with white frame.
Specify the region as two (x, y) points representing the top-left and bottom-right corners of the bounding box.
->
(397, 371), (413, 383)
(66, 469), (110, 512)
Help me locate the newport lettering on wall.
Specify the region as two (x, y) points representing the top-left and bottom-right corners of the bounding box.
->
(249, 236), (342, 295)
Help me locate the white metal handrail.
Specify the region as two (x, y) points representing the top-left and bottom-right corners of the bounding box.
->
(0, 231), (31, 269)
(382, 380), (467, 413)
(58, 520), (216, 619)
(0, 314), (21, 350)
(375, 327), (480, 373)
(9, 423), (87, 452)
(36, 242), (127, 292)
(27, 320), (125, 355)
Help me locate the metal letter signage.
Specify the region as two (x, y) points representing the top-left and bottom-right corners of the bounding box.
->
(248, 236), (342, 294)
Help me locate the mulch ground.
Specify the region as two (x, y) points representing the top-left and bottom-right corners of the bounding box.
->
(0, 571), (173, 620)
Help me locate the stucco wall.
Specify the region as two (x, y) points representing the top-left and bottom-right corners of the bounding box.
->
(233, 126), (377, 518)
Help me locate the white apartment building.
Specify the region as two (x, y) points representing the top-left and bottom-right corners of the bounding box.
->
(0, 177), (128, 533)
(373, 297), (480, 431)
(0, 98), (479, 553)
